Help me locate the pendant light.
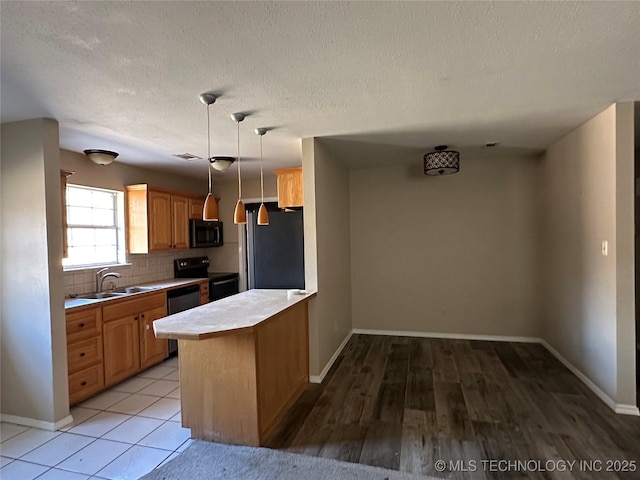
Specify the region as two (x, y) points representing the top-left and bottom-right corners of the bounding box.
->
(255, 128), (269, 225)
(231, 113), (246, 224)
(200, 92), (220, 221)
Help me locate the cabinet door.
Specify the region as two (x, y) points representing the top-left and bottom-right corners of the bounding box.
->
(188, 197), (204, 220)
(171, 195), (190, 249)
(275, 168), (303, 208)
(103, 315), (140, 386)
(139, 306), (169, 370)
(148, 190), (172, 251)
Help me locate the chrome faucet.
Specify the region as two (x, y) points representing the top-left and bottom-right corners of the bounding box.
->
(96, 268), (122, 292)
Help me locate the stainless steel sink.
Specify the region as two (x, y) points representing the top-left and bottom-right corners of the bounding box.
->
(113, 286), (156, 294)
(78, 292), (129, 299)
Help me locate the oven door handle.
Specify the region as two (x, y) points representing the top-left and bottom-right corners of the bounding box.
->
(212, 278), (238, 287)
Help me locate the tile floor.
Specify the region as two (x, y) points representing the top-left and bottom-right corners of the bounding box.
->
(0, 357), (192, 480)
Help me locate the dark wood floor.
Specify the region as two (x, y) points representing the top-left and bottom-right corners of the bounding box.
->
(266, 335), (640, 479)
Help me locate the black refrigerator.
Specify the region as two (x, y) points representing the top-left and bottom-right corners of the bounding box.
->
(246, 203), (305, 289)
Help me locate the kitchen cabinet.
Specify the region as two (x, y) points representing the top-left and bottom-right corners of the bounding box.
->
(140, 306), (170, 369)
(66, 306), (104, 405)
(273, 167), (303, 208)
(103, 315), (140, 386)
(126, 184), (191, 253)
(188, 196), (205, 220)
(102, 292), (167, 386)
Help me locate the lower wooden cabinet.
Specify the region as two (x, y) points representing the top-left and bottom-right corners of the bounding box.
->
(103, 315), (141, 386)
(66, 306), (104, 405)
(67, 291), (170, 405)
(140, 306), (169, 370)
(102, 292), (167, 388)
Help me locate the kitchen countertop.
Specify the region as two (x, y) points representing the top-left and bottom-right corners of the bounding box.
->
(64, 277), (207, 310)
(153, 289), (316, 340)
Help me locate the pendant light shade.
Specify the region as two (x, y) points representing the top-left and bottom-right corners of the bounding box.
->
(200, 92), (220, 221)
(231, 113), (246, 225)
(203, 193), (219, 221)
(234, 200), (246, 224)
(255, 127), (269, 226)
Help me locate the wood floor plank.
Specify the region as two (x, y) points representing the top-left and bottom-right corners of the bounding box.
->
(358, 419), (403, 470)
(274, 334), (640, 479)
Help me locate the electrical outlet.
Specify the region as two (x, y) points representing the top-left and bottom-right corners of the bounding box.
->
(602, 240), (608, 257)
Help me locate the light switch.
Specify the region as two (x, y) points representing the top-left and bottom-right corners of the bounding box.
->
(602, 240), (608, 256)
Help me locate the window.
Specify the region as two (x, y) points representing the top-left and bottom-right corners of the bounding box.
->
(63, 184), (126, 269)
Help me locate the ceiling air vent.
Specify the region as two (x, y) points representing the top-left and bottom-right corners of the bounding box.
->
(173, 153), (201, 161)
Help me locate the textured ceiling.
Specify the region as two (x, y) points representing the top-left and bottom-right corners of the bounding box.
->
(1, 1), (639, 180)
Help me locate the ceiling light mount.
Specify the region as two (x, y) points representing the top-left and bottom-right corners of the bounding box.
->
(84, 149), (119, 166)
(199, 92), (217, 106)
(424, 145), (460, 176)
(209, 156), (235, 172)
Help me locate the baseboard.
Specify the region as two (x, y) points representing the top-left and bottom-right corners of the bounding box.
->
(309, 330), (353, 384)
(539, 339), (639, 417)
(352, 328), (541, 344)
(0, 413), (73, 431)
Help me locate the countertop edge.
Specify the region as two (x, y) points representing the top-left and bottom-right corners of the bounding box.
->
(64, 278), (209, 311)
(153, 290), (317, 340)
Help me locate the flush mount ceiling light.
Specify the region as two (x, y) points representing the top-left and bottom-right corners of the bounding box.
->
(424, 145), (460, 176)
(200, 92), (219, 221)
(84, 149), (118, 166)
(210, 156), (235, 172)
(255, 128), (269, 226)
(232, 113), (247, 225)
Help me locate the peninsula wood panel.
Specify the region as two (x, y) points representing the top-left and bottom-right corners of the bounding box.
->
(256, 302), (309, 439)
(179, 333), (260, 446)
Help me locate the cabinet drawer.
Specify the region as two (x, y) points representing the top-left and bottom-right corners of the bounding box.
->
(66, 308), (102, 343)
(103, 292), (166, 322)
(200, 294), (209, 306)
(68, 364), (104, 405)
(67, 336), (103, 374)
(199, 281), (209, 294)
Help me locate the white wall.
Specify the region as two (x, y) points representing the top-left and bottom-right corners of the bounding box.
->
(540, 103), (636, 409)
(302, 138), (353, 376)
(350, 153), (539, 337)
(1, 119), (69, 427)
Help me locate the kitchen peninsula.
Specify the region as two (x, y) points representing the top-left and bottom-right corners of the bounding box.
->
(153, 289), (316, 446)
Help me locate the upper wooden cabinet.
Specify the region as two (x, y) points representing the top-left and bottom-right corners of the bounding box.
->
(273, 167), (303, 208)
(126, 185), (192, 253)
(188, 196), (205, 220)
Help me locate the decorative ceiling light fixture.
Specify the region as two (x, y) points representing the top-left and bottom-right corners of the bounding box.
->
(210, 156), (235, 172)
(84, 149), (118, 166)
(424, 145), (460, 176)
(231, 113), (247, 225)
(199, 92), (219, 221)
(255, 128), (269, 226)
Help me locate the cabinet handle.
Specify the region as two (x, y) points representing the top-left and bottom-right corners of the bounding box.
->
(81, 381), (87, 386)
(141, 314), (145, 318)
(134, 315), (139, 320)
(78, 323), (85, 328)
(80, 352), (85, 357)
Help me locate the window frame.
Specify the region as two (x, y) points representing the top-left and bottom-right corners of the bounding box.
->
(62, 183), (127, 271)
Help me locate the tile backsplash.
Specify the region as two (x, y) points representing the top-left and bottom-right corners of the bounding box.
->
(64, 249), (209, 297)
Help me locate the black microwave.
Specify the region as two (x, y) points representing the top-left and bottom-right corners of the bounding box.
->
(190, 220), (223, 248)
